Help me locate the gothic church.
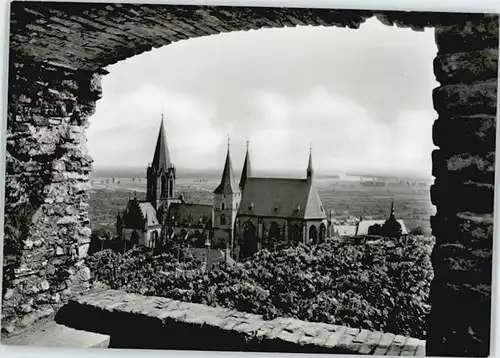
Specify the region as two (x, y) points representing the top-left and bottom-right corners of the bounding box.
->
(118, 117), (330, 259)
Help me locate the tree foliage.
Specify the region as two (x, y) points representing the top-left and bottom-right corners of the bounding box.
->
(87, 237), (434, 339)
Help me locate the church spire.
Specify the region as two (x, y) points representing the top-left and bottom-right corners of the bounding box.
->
(239, 140), (252, 191)
(214, 136), (239, 194)
(151, 114), (171, 172)
(389, 201), (395, 220)
(307, 145), (314, 180)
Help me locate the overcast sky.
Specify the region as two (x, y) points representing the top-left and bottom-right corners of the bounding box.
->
(87, 17), (438, 178)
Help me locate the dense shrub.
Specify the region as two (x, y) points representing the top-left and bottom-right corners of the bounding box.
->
(87, 237), (434, 339)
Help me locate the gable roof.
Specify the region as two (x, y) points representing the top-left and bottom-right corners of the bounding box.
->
(166, 203), (212, 227)
(304, 183), (325, 219)
(138, 202), (161, 228)
(214, 146), (239, 195)
(123, 199), (160, 229)
(356, 219), (408, 236)
(151, 117), (171, 172)
(238, 177), (326, 220)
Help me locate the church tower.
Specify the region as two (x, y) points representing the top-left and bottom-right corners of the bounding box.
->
(239, 140), (252, 191)
(147, 115), (176, 214)
(307, 146), (314, 184)
(213, 137), (241, 249)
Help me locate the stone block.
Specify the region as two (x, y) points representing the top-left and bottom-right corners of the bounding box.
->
(432, 115), (496, 153)
(435, 16), (499, 53)
(432, 149), (495, 184)
(430, 179), (494, 214)
(373, 332), (395, 355)
(431, 212), (493, 247)
(335, 327), (360, 352)
(358, 330), (383, 354)
(434, 48), (498, 84)
(433, 81), (497, 117)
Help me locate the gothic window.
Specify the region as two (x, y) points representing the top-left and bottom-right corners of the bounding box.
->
(268, 222), (281, 249)
(161, 176), (166, 197)
(319, 223), (327, 243)
(220, 214), (226, 225)
(168, 178), (173, 197)
(221, 202), (225, 210)
(309, 225), (318, 245)
(152, 231), (159, 248)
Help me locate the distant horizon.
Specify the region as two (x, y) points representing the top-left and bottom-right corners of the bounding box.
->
(90, 164), (434, 181)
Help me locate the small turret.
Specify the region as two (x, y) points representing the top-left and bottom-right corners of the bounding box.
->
(389, 201), (395, 220)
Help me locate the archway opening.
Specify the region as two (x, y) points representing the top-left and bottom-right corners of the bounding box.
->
(309, 225), (318, 245)
(4, 3), (497, 355)
(241, 221), (258, 259)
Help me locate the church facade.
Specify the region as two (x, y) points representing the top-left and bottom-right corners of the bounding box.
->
(118, 117), (331, 259)
(234, 144), (329, 259)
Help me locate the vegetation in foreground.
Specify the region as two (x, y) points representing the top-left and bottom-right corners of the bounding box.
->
(87, 236), (434, 340)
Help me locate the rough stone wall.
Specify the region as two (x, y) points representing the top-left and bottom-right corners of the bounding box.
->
(3, 2), (499, 356)
(55, 289), (426, 355)
(9, 2), (482, 72)
(429, 15), (498, 357)
(2, 52), (103, 334)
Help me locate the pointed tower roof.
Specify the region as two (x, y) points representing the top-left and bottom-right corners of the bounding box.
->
(214, 137), (239, 194)
(389, 201), (395, 220)
(151, 114), (171, 172)
(307, 146), (314, 178)
(239, 140), (252, 190)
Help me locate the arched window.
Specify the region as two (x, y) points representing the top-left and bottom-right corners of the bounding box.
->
(267, 221), (281, 250)
(220, 214), (226, 225)
(309, 225), (318, 245)
(319, 223), (327, 243)
(241, 221), (258, 259)
(221, 202), (225, 210)
(168, 178), (173, 197)
(160, 176), (166, 197)
(152, 231), (159, 248)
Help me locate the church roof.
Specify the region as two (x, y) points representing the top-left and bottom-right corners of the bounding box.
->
(238, 177), (326, 219)
(151, 117), (171, 172)
(123, 199), (160, 229)
(356, 219), (408, 236)
(214, 145), (239, 195)
(138, 202), (161, 227)
(166, 203), (212, 228)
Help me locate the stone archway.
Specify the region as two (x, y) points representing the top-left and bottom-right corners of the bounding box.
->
(152, 230), (159, 248)
(288, 223), (303, 246)
(319, 223), (327, 243)
(131, 230), (140, 248)
(241, 220), (258, 259)
(268, 221), (281, 250)
(3, 3), (497, 355)
(308, 225), (318, 245)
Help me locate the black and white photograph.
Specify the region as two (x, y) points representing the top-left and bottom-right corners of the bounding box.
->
(0, 1), (498, 357)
